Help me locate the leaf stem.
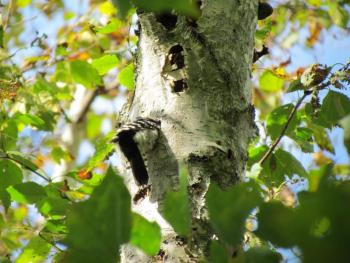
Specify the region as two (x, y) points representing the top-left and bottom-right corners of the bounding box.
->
(259, 61), (350, 165)
(39, 232), (64, 252)
(0, 155), (51, 183)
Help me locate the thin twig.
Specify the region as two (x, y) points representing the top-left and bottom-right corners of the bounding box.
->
(39, 232), (64, 252)
(0, 155), (51, 183)
(259, 91), (310, 165)
(0, 47), (27, 62)
(75, 87), (103, 124)
(3, 0), (14, 30)
(10, 14), (39, 27)
(76, 84), (119, 123)
(258, 64), (343, 164)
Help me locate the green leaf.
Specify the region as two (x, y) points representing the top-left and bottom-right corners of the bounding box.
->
(289, 127), (314, 153)
(295, 127), (313, 141)
(274, 149), (308, 178)
(55, 44), (68, 56)
(246, 163), (263, 181)
(306, 0), (322, 7)
(86, 114), (103, 139)
(75, 172), (105, 195)
(55, 61), (71, 83)
(64, 11), (76, 21)
(256, 177), (350, 262)
(163, 166), (191, 236)
(308, 165), (332, 192)
(14, 113), (45, 129)
(17, 0), (32, 8)
(86, 131), (115, 171)
(65, 167), (131, 263)
(0, 190), (10, 211)
(0, 159), (23, 190)
(111, 0), (133, 18)
(0, 159), (22, 210)
(7, 182), (47, 204)
(92, 55), (119, 75)
(255, 21), (272, 40)
(40, 220), (67, 246)
(297, 181), (350, 262)
(118, 63), (135, 90)
(0, 25), (4, 48)
(70, 60), (101, 89)
(333, 164), (350, 177)
(328, 3), (349, 28)
(261, 149), (308, 187)
(206, 182), (262, 245)
(0, 213), (4, 228)
(340, 114), (350, 155)
(319, 91), (350, 128)
(130, 213), (161, 255)
(37, 111), (56, 131)
(132, 0), (200, 18)
(255, 202), (297, 247)
(248, 145), (268, 167)
(287, 79), (305, 93)
(51, 147), (71, 164)
(16, 236), (51, 263)
(0, 120), (18, 151)
(245, 246), (282, 263)
(42, 219), (67, 235)
(259, 70), (284, 92)
(267, 104), (298, 140)
(99, 2), (117, 16)
(96, 19), (123, 34)
(311, 216), (331, 238)
(37, 184), (69, 217)
(7, 151), (39, 171)
(55, 85), (73, 101)
(310, 124), (334, 153)
(255, 28), (270, 40)
(208, 241), (229, 263)
(33, 77), (55, 94)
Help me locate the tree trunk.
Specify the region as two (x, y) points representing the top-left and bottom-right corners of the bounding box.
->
(119, 1), (258, 261)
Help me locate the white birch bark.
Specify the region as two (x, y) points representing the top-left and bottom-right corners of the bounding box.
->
(119, 1), (258, 261)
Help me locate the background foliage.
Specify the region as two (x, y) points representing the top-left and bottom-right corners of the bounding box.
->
(0, 0), (349, 262)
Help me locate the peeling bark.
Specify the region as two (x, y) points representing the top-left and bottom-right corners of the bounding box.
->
(118, 1), (258, 261)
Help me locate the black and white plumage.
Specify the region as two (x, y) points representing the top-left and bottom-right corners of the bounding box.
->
(112, 118), (161, 186)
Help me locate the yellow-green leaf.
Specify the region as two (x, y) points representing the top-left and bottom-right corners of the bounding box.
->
(17, 236), (51, 263)
(328, 3), (349, 28)
(70, 60), (101, 88)
(259, 70), (284, 92)
(130, 213), (161, 255)
(99, 1), (117, 15)
(163, 165), (191, 236)
(17, 0), (32, 8)
(92, 55), (119, 75)
(96, 19), (122, 34)
(65, 167), (131, 262)
(7, 182), (47, 204)
(118, 63), (135, 90)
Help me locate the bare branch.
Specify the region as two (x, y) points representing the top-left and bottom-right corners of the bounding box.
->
(259, 91), (309, 165)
